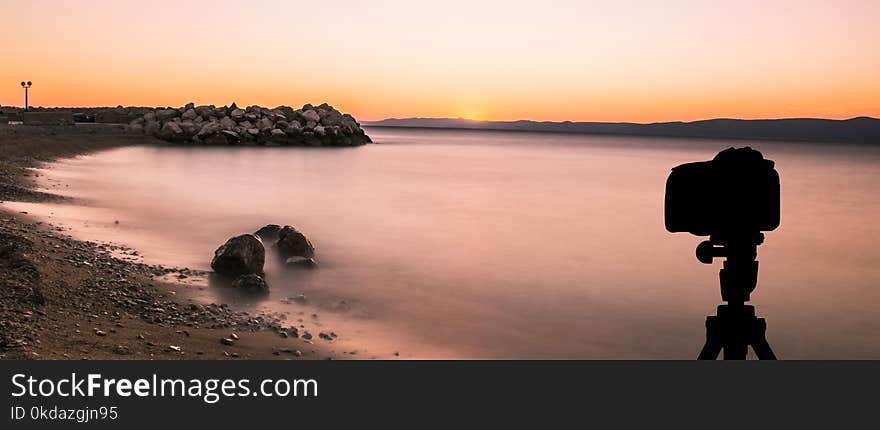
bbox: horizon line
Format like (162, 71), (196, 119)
(2, 104), (878, 125)
(365, 115), (880, 125)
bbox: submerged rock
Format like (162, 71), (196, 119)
(285, 256), (318, 269)
(254, 224), (282, 242)
(231, 274), (268, 292)
(276, 225), (315, 258)
(210, 234), (265, 277)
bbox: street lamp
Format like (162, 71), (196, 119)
(20, 81), (32, 111)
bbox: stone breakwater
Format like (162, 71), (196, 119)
(127, 102), (371, 147)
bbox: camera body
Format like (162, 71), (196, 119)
(665, 147), (780, 238)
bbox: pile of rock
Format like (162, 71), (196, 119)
(128, 102), (371, 147)
(211, 224), (318, 291)
(255, 224), (318, 268)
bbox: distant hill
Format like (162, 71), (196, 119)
(363, 117), (880, 144)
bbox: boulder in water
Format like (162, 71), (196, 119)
(285, 256), (318, 269)
(231, 274), (269, 292)
(254, 224), (282, 242)
(210, 234), (265, 276)
(276, 225), (314, 258)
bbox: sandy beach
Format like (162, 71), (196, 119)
(0, 124), (339, 360)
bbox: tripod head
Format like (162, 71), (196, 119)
(695, 232), (764, 305)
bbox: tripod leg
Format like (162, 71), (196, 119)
(751, 337), (777, 360)
(749, 317), (777, 360)
(698, 339), (722, 360)
(698, 316), (723, 360)
(723, 342), (748, 360)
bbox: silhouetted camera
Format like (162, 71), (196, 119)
(665, 147), (779, 237)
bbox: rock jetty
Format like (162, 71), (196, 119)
(128, 102), (371, 147)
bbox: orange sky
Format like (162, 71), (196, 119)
(1, 0), (878, 122)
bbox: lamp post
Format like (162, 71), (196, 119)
(20, 81), (32, 111)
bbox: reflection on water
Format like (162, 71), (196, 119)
(9, 128), (880, 358)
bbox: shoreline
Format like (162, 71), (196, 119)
(0, 124), (340, 360)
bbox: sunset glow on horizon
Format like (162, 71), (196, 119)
(1, 0), (878, 122)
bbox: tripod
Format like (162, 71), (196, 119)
(696, 233), (777, 360)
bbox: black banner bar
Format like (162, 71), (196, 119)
(2, 361), (875, 428)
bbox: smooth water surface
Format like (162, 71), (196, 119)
(9, 127), (880, 358)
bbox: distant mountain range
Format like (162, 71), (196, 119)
(363, 117), (880, 144)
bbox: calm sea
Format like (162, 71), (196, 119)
(9, 127), (880, 358)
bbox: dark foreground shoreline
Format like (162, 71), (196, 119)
(0, 124), (338, 360)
